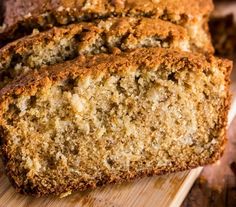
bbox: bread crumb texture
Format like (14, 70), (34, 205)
(0, 48), (230, 196)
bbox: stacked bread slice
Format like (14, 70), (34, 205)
(0, 0), (232, 197)
(1, 0), (214, 52)
(0, 18), (196, 88)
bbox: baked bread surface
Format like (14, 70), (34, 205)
(0, 17), (191, 88)
(0, 0), (214, 52)
(0, 47), (231, 196)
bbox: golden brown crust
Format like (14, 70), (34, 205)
(0, 47), (231, 104)
(2, 159), (224, 197)
(0, 0), (214, 46)
(3, 0), (214, 26)
(0, 17), (189, 68)
(0, 47), (228, 102)
(0, 48), (232, 197)
(0, 17), (200, 88)
(217, 56), (232, 167)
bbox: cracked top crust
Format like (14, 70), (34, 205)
(0, 0), (214, 46)
(3, 0), (214, 26)
(0, 47), (231, 104)
(0, 17), (195, 89)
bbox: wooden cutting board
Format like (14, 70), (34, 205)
(0, 69), (235, 207)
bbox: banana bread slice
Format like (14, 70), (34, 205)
(0, 0), (214, 53)
(0, 17), (190, 88)
(0, 47), (231, 197)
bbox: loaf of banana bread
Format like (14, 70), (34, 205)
(0, 47), (231, 197)
(0, 0), (214, 53)
(0, 17), (191, 88)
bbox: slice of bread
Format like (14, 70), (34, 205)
(0, 47), (231, 197)
(0, 0), (214, 53)
(0, 17), (191, 88)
